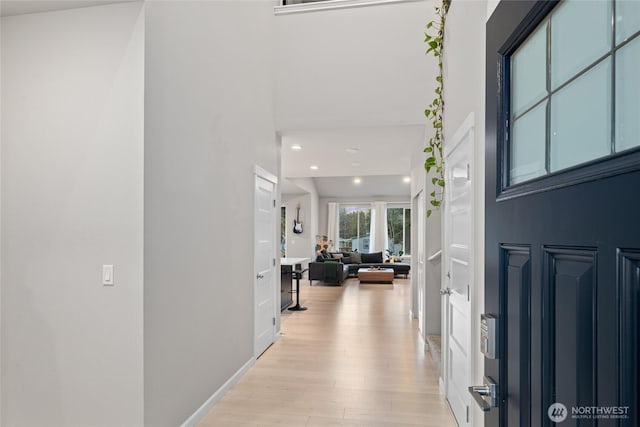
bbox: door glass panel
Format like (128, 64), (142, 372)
(511, 23), (547, 117)
(550, 59), (611, 172)
(616, 36), (640, 152)
(616, 0), (640, 44)
(511, 102), (547, 184)
(551, 0), (611, 90)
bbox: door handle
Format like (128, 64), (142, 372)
(440, 287), (451, 295)
(468, 376), (498, 412)
(256, 273), (264, 279)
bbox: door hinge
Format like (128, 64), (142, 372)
(466, 405), (469, 423)
(273, 258), (276, 266)
(273, 199), (276, 207)
(466, 163), (470, 180)
(273, 317), (276, 326)
(467, 284), (470, 302)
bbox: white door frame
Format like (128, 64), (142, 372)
(442, 113), (475, 426)
(414, 191), (426, 340)
(254, 166), (278, 358)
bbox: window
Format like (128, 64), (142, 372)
(508, 0), (640, 186)
(338, 206), (371, 252)
(387, 206), (411, 256)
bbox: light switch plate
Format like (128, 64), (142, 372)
(103, 265), (114, 286)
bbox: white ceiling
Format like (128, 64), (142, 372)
(281, 125), (425, 178)
(0, 1), (135, 17)
(314, 175), (411, 198)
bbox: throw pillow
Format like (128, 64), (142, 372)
(342, 256), (352, 264)
(331, 253), (344, 260)
(349, 252), (362, 264)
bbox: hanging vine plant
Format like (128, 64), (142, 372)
(423, 0), (450, 217)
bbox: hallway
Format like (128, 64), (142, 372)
(199, 278), (456, 426)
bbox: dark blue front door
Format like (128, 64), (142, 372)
(485, 1), (640, 426)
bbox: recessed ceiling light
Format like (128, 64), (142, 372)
(310, 165), (319, 170)
(351, 162), (360, 167)
(403, 176), (411, 183)
(353, 177), (361, 184)
(346, 148), (359, 154)
(291, 144), (302, 150)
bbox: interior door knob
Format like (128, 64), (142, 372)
(256, 273), (264, 279)
(440, 288), (451, 295)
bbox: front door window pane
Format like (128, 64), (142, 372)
(616, 36), (640, 152)
(512, 23), (548, 117)
(550, 59), (611, 172)
(616, 0), (640, 44)
(551, 0), (611, 90)
(511, 102), (547, 184)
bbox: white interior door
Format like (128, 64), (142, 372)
(254, 169), (277, 358)
(443, 116), (474, 426)
(416, 191), (426, 338)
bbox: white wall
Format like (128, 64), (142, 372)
(282, 194), (313, 260)
(1, 3), (145, 425)
(275, 0), (436, 130)
(443, 1), (487, 425)
(0, 11), (4, 424)
(143, 1), (277, 425)
(282, 177), (319, 261)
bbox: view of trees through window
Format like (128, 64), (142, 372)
(338, 206), (371, 252)
(387, 206), (411, 256)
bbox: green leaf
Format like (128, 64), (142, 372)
(430, 200), (439, 206)
(438, 179), (445, 187)
(427, 209), (432, 217)
(427, 22), (433, 29)
(424, 146), (433, 153)
(432, 177), (438, 184)
(430, 191), (436, 197)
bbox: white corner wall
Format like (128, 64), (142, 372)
(443, 1), (488, 426)
(1, 2), (145, 425)
(143, 1), (277, 425)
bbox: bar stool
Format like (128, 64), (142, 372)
(288, 268), (308, 311)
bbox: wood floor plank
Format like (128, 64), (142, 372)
(198, 278), (456, 427)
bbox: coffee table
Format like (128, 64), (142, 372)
(358, 268), (394, 284)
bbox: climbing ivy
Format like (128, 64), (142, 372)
(423, 0), (450, 217)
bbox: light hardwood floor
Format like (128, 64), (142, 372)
(198, 277), (457, 427)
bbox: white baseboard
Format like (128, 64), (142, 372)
(180, 357), (255, 427)
(418, 331), (429, 352)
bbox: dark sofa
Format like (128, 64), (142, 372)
(309, 251), (410, 285)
